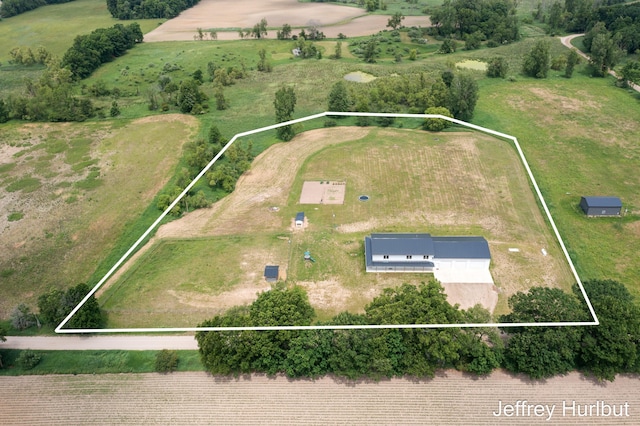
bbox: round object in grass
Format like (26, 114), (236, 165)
(359, 195), (369, 202)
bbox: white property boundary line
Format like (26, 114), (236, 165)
(56, 112), (599, 333)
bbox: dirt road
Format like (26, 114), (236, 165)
(2, 335), (197, 350)
(2, 370), (638, 424)
(560, 33), (640, 93)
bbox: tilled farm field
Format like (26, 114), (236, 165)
(2, 371), (638, 424)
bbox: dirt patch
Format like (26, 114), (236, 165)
(440, 282), (498, 312)
(299, 180), (346, 204)
(528, 87), (600, 112)
(144, 0), (430, 42)
(167, 284), (269, 312)
(298, 278), (351, 311)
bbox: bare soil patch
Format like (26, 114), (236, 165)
(299, 180), (346, 204)
(144, 0), (430, 41)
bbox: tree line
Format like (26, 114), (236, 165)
(106, 0), (200, 20)
(0, 23), (142, 122)
(197, 279), (640, 382)
(327, 69), (479, 123)
(429, 0), (520, 46)
(0, 0), (73, 18)
(62, 23), (143, 79)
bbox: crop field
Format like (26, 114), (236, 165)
(3, 371), (640, 424)
(100, 126), (574, 327)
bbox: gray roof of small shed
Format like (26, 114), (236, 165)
(264, 265), (279, 279)
(581, 196), (622, 208)
(295, 212), (305, 221)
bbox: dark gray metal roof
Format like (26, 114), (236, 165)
(369, 233), (434, 256)
(295, 212), (305, 221)
(367, 233), (490, 261)
(431, 236), (491, 259)
(581, 196), (622, 208)
(264, 265), (279, 279)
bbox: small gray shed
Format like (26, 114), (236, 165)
(264, 265), (279, 282)
(579, 196), (622, 217)
(295, 212), (305, 228)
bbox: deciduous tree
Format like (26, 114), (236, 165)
(423, 106), (453, 131)
(500, 287), (587, 379)
(564, 49), (580, 78)
(11, 303), (36, 330)
(387, 12), (405, 30)
(448, 74), (478, 121)
(589, 32), (622, 77)
(573, 280), (640, 381)
(522, 39), (550, 78)
(327, 81), (351, 114)
(274, 86), (297, 141)
(486, 57), (509, 78)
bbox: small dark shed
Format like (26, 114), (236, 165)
(580, 196), (622, 217)
(264, 265), (279, 282)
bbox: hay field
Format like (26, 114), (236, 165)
(100, 126), (574, 327)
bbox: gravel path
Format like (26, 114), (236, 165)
(1, 370), (638, 424)
(2, 335), (197, 350)
(559, 33), (640, 93)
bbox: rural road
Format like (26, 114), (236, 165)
(560, 33), (640, 93)
(2, 335), (198, 350)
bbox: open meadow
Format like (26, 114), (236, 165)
(0, 115), (198, 318)
(100, 126), (574, 327)
(0, 0), (639, 330)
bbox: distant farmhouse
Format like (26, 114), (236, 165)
(364, 233), (491, 273)
(579, 196), (622, 217)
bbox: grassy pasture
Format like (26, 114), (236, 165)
(0, 115), (197, 318)
(0, 0), (160, 61)
(100, 127), (574, 326)
(475, 73), (640, 300)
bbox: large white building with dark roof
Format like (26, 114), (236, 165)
(364, 233), (491, 273)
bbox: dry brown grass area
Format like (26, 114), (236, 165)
(0, 115), (197, 317)
(2, 371), (639, 424)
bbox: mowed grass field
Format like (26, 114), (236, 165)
(100, 127), (574, 326)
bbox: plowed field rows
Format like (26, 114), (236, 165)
(2, 371), (638, 424)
